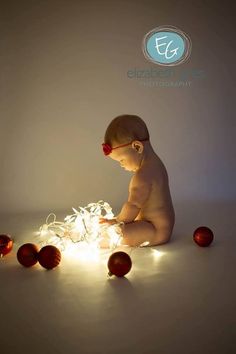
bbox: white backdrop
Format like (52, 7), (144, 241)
(0, 0), (235, 223)
(1, 4), (236, 353)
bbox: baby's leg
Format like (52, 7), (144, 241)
(120, 221), (171, 247)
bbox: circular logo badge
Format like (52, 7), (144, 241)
(142, 25), (192, 66)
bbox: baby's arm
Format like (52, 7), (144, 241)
(116, 202), (140, 223)
(116, 173), (151, 223)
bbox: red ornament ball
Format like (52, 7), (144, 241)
(38, 245), (61, 270)
(0, 234), (13, 257)
(17, 243), (39, 267)
(107, 251), (132, 277)
(193, 226), (214, 247)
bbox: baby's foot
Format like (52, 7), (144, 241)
(98, 229), (111, 249)
(98, 223), (124, 249)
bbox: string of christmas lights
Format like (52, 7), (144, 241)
(37, 200), (125, 253)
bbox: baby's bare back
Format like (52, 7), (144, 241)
(131, 154), (175, 232)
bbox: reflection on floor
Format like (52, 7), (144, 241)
(0, 200), (235, 354)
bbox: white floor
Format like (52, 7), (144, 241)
(1, 201), (235, 354)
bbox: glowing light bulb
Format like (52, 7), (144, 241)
(139, 241), (150, 247)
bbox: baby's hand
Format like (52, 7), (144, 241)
(99, 218), (117, 225)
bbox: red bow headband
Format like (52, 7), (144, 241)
(102, 139), (149, 156)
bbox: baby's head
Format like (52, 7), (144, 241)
(102, 114), (150, 172)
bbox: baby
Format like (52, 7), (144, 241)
(99, 114), (175, 248)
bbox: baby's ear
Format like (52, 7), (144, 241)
(132, 141), (143, 153)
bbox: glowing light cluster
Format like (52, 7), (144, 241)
(37, 200), (124, 256)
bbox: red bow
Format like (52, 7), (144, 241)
(102, 143), (112, 155)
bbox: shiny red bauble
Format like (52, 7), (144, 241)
(17, 243), (39, 267)
(0, 234), (13, 257)
(38, 245), (61, 270)
(107, 251), (132, 277)
(193, 226), (214, 247)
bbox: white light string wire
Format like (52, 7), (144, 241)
(37, 200), (125, 252)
